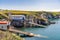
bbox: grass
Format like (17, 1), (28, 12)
(0, 30), (24, 40)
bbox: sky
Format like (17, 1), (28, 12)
(0, 0), (60, 11)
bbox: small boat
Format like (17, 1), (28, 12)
(20, 33), (48, 38)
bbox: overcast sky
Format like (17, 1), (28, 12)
(0, 0), (60, 11)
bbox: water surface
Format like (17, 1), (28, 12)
(20, 19), (60, 40)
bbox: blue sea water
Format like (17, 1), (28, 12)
(20, 19), (60, 40)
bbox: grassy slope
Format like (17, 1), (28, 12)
(0, 30), (24, 40)
(0, 10), (60, 19)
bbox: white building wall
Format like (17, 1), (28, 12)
(0, 24), (7, 30)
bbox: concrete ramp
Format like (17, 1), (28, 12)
(29, 22), (46, 28)
(9, 28), (48, 38)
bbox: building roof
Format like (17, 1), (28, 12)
(0, 21), (8, 24)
